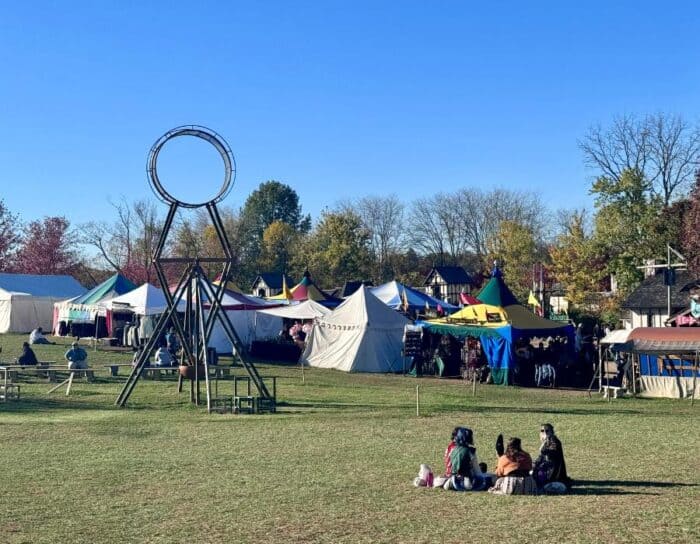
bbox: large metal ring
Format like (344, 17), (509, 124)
(147, 125), (235, 208)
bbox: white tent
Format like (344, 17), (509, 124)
(0, 273), (85, 333)
(256, 299), (331, 320)
(301, 286), (410, 372)
(207, 310), (283, 354)
(101, 283), (185, 315)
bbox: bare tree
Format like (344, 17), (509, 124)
(457, 188), (545, 257)
(579, 113), (700, 206)
(80, 198), (163, 284)
(352, 195), (405, 281)
(406, 195), (451, 265)
(406, 188), (545, 268)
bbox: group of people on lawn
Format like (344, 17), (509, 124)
(415, 423), (571, 495)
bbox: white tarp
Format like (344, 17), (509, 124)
(600, 329), (632, 344)
(101, 283), (185, 315)
(256, 299), (331, 320)
(301, 286), (410, 372)
(207, 310), (283, 354)
(0, 273), (85, 333)
(639, 376), (700, 399)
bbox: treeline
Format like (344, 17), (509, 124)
(2, 113), (699, 324)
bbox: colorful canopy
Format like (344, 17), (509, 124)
(268, 271), (341, 307)
(419, 267), (575, 385)
(71, 273), (136, 306)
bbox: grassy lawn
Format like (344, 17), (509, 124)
(0, 332), (698, 544)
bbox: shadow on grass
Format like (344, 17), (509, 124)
(0, 397), (117, 412)
(437, 404), (645, 416)
(570, 479), (697, 496)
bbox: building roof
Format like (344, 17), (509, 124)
(0, 273), (85, 298)
(621, 270), (699, 311)
(424, 266), (472, 286)
(252, 273), (294, 290)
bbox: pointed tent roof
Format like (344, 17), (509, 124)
(256, 299), (331, 319)
(476, 267), (520, 307)
(102, 283), (186, 315)
(371, 280), (458, 313)
(302, 287), (410, 372)
(322, 286), (410, 329)
(269, 270), (342, 306)
(71, 273), (136, 305)
(434, 302), (508, 326)
(212, 275), (244, 294)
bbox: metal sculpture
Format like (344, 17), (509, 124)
(116, 125), (272, 411)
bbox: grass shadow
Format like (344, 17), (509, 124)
(569, 479), (697, 496)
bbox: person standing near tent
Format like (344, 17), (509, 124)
(29, 327), (55, 345)
(65, 341), (88, 370)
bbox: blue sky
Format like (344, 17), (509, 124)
(1, 1), (699, 227)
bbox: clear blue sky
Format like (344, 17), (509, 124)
(1, 1), (699, 227)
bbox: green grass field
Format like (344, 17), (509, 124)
(1, 333), (698, 544)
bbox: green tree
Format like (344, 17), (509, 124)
(591, 168), (664, 295)
(485, 220), (541, 301)
(295, 210), (372, 287)
(239, 181), (310, 281)
(259, 220), (299, 274)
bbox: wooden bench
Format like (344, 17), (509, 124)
(106, 364), (136, 376)
(142, 366), (177, 380)
(3, 362), (57, 382)
(209, 366), (232, 379)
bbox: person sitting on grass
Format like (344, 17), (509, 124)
(64, 341), (88, 370)
(17, 342), (38, 366)
(533, 423), (572, 493)
(446, 427), (486, 491)
(432, 427), (459, 488)
(488, 437), (537, 495)
(29, 327), (54, 345)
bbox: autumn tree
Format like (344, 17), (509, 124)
(548, 210), (606, 305)
(295, 209), (372, 287)
(14, 216), (78, 275)
(259, 220), (299, 274)
(0, 199), (21, 271)
(682, 172), (700, 275)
